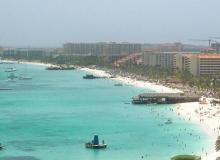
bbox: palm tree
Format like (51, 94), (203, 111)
(216, 136), (220, 151)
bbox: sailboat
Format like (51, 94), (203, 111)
(19, 48), (32, 80)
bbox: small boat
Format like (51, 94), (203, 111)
(110, 75), (116, 78)
(0, 144), (4, 150)
(83, 74), (98, 79)
(164, 119), (172, 124)
(5, 67), (16, 72)
(19, 75), (32, 80)
(114, 83), (123, 86)
(0, 88), (12, 90)
(85, 135), (107, 149)
(8, 73), (17, 79)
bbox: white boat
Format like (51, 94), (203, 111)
(5, 67), (16, 72)
(19, 75), (32, 80)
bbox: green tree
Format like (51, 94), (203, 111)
(216, 136), (220, 152)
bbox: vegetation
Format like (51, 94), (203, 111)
(171, 155), (201, 160)
(2, 54), (109, 67)
(53, 55), (109, 67)
(118, 61), (220, 94)
(216, 136), (220, 152)
(120, 62), (173, 80)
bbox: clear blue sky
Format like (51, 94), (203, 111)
(0, 0), (220, 47)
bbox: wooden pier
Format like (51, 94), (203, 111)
(132, 92), (200, 104)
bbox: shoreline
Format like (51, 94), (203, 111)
(175, 101), (220, 160)
(80, 67), (220, 159)
(2, 60), (219, 159)
(19, 61), (54, 67)
(1, 59), (54, 67)
(80, 67), (182, 93)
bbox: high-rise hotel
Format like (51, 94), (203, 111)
(63, 42), (142, 56)
(174, 53), (220, 76)
(143, 51), (220, 76)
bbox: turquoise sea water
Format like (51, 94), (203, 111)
(0, 64), (212, 160)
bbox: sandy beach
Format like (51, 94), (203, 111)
(81, 67), (220, 160)
(20, 61), (54, 67)
(80, 67), (182, 93)
(1, 59), (54, 67)
(176, 101), (220, 160)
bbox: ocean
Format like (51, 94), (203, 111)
(0, 63), (212, 160)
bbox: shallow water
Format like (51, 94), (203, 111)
(0, 64), (212, 160)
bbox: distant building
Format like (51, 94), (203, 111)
(0, 47), (3, 55)
(211, 43), (220, 53)
(142, 43), (204, 52)
(142, 51), (220, 76)
(143, 51), (179, 68)
(201, 48), (216, 54)
(174, 53), (199, 75)
(198, 54), (220, 75)
(2, 48), (58, 58)
(63, 42), (142, 56)
(174, 53), (220, 76)
(143, 43), (184, 52)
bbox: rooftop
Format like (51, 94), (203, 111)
(198, 54), (220, 59)
(182, 53), (220, 59)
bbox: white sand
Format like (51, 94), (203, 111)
(20, 61), (56, 67)
(80, 67), (182, 93)
(114, 75), (182, 93)
(1, 59), (54, 67)
(80, 68), (112, 78)
(176, 100), (220, 160)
